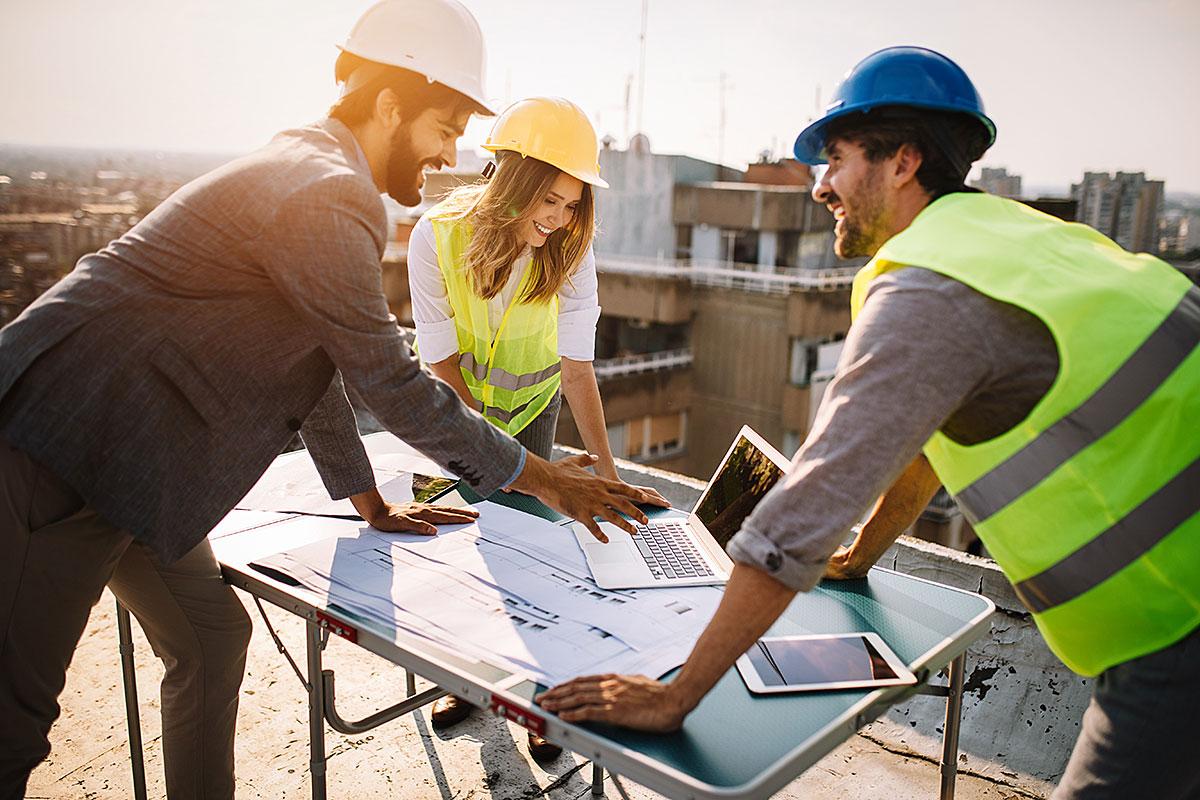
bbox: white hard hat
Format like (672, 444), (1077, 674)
(338, 0), (495, 114)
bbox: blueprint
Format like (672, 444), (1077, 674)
(253, 501), (723, 685)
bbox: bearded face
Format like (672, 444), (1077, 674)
(814, 139), (895, 260)
(831, 164), (888, 259)
(384, 121), (432, 207)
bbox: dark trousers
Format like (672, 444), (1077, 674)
(0, 439), (252, 800)
(1053, 624), (1200, 799)
(514, 392), (561, 461)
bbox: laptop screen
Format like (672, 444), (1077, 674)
(693, 434), (786, 548)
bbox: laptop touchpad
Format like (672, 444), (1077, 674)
(584, 542), (634, 564)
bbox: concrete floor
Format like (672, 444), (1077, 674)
(26, 590), (1040, 800)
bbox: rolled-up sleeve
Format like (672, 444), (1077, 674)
(557, 245), (601, 361)
(725, 272), (991, 592)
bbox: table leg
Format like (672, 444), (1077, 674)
(591, 761), (604, 796)
(406, 669), (416, 698)
(306, 621), (328, 800)
(939, 653), (966, 800)
(116, 601), (148, 800)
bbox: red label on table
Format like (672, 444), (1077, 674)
(489, 693), (546, 736)
(316, 611), (358, 643)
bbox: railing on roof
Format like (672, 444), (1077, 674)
(593, 348), (693, 380)
(593, 254), (857, 294)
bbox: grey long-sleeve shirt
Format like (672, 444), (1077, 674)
(725, 266), (1059, 591)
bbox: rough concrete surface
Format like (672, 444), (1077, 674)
(26, 589), (1044, 799)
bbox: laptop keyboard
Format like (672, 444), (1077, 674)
(631, 520), (715, 581)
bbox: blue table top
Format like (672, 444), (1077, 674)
(444, 485), (992, 792)
(218, 441), (994, 799)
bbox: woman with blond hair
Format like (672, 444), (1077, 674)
(406, 97), (666, 761)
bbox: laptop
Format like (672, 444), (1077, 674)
(571, 425), (790, 589)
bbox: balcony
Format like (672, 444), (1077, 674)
(596, 254), (855, 296)
(593, 348), (693, 381)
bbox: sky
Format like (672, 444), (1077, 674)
(2, 0), (1198, 193)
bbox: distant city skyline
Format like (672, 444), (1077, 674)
(2, 0), (1198, 193)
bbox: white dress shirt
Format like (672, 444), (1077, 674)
(407, 213), (602, 363)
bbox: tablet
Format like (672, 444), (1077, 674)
(735, 633), (917, 694)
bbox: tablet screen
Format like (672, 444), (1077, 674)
(744, 635), (900, 687)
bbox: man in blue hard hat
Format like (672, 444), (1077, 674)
(538, 46), (1200, 799)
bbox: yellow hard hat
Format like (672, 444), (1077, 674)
(482, 97), (609, 189)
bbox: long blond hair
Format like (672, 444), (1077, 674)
(435, 151), (596, 304)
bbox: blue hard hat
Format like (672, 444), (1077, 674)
(793, 46), (996, 165)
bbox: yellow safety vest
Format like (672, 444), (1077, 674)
(422, 206), (561, 436)
(851, 192), (1200, 676)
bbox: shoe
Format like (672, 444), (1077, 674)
(527, 731), (563, 764)
(430, 694), (473, 729)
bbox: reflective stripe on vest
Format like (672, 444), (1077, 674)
(425, 207), (561, 436)
(954, 287), (1200, 526)
(460, 352), (562, 391)
(483, 399), (534, 425)
(1012, 456), (1200, 613)
(852, 192), (1200, 676)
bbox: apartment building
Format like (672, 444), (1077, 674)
(0, 205), (139, 325)
(1071, 170), (1165, 252)
(970, 166), (1022, 198)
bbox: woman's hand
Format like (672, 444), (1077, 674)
(620, 483), (670, 509)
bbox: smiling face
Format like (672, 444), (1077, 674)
(384, 104), (472, 206)
(518, 170), (585, 249)
(811, 138), (893, 259)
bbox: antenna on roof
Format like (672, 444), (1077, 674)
(624, 74), (634, 147)
(636, 0), (648, 135)
(718, 71), (728, 167)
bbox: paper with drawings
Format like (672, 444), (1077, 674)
(252, 502), (723, 685)
(395, 503), (721, 651)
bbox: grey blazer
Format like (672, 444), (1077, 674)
(0, 119), (523, 562)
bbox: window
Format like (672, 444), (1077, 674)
(790, 337), (845, 386)
(730, 229), (758, 265)
(607, 412), (688, 462)
(674, 225), (693, 259)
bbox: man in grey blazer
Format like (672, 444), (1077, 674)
(0, 2), (659, 797)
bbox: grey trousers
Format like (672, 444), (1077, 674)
(1053, 624), (1200, 799)
(514, 391), (561, 461)
(0, 438), (252, 800)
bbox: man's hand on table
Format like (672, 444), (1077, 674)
(508, 452), (669, 542)
(539, 565), (797, 734)
(823, 543), (873, 580)
(536, 674), (688, 733)
(350, 488), (479, 535)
